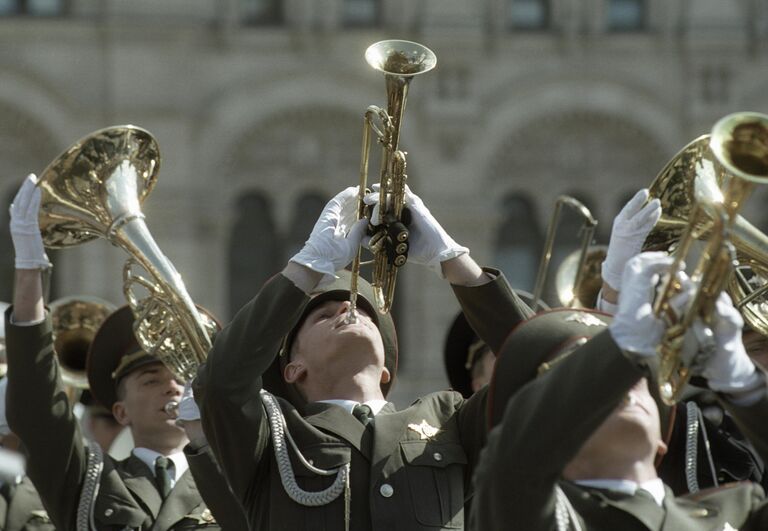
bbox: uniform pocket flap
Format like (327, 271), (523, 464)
(94, 493), (148, 527)
(291, 442), (352, 477)
(400, 440), (468, 468)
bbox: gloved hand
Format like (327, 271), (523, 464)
(290, 187), (368, 286)
(364, 185), (467, 276)
(9, 174), (50, 270)
(609, 252), (673, 357)
(176, 381), (200, 422)
(601, 189), (661, 292)
(700, 292), (762, 394)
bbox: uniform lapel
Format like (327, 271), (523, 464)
(121, 454), (163, 519)
(302, 402), (370, 459)
(661, 488), (718, 531)
(150, 470), (201, 531)
(371, 405), (411, 468)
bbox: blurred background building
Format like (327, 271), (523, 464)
(0, 0), (767, 405)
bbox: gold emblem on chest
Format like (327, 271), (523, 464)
(408, 420), (440, 440)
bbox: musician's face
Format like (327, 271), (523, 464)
(564, 378), (667, 478)
(112, 362), (184, 438)
(284, 300), (388, 390)
(743, 329), (768, 371)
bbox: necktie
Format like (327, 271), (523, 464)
(352, 404), (374, 427)
(155, 457), (173, 498)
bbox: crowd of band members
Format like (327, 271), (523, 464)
(2, 170), (768, 530)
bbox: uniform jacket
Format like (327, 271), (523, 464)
(196, 269), (529, 531)
(472, 330), (768, 531)
(3, 309), (240, 531)
(0, 476), (54, 531)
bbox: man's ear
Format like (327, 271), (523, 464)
(284, 360), (307, 384)
(380, 367), (391, 385)
(656, 439), (668, 458)
(112, 401), (131, 427)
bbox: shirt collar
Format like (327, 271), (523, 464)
(574, 478), (666, 506)
(132, 447), (189, 486)
(318, 399), (389, 416)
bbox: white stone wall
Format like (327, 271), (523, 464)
(1, 0), (768, 405)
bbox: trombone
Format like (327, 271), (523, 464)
(644, 112), (768, 405)
(531, 196), (598, 311)
(348, 40), (437, 322)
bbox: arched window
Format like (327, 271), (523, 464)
(506, 0), (549, 31)
(606, 0), (646, 32)
(241, 0), (282, 25)
(228, 191), (281, 318)
(343, 0), (381, 27)
(494, 193), (542, 294)
(0, 0), (65, 16)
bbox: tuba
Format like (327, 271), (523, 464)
(554, 245), (607, 309)
(348, 40), (437, 321)
(531, 196), (598, 311)
(643, 112), (768, 404)
(50, 296), (115, 392)
(37, 126), (217, 382)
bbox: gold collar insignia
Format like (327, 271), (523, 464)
(564, 313), (606, 328)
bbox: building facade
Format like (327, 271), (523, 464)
(1, 0), (767, 404)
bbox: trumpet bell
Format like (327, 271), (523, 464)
(644, 114), (768, 337)
(365, 40), (437, 77)
(37, 126), (160, 249)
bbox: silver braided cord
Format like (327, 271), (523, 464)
(555, 486), (583, 531)
(77, 442), (104, 531)
(259, 390), (350, 507)
(685, 401), (701, 493)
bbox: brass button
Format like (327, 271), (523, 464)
(379, 483), (394, 498)
(433, 452), (443, 462)
(104, 508), (114, 517)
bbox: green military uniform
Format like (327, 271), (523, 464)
(472, 310), (768, 530)
(195, 268), (528, 530)
(3, 307), (244, 531)
(0, 476), (54, 531)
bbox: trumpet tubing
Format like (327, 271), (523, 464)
(349, 40), (436, 318)
(644, 112), (768, 405)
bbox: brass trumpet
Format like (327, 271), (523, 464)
(348, 40), (437, 320)
(643, 112), (768, 405)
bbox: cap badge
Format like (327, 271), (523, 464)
(563, 313), (606, 328)
(408, 420), (440, 440)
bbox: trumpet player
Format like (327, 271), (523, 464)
(597, 189), (766, 493)
(194, 185), (532, 531)
(472, 252), (768, 531)
(5, 175), (245, 530)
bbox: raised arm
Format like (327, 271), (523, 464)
(5, 175), (88, 530)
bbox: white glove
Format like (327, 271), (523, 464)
(609, 252), (673, 357)
(364, 185), (468, 276)
(700, 292), (762, 394)
(177, 381), (200, 422)
(290, 187), (368, 286)
(9, 174), (50, 270)
(601, 189), (661, 292)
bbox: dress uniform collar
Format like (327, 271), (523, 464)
(575, 477), (666, 505)
(132, 448), (189, 489)
(318, 399), (389, 416)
